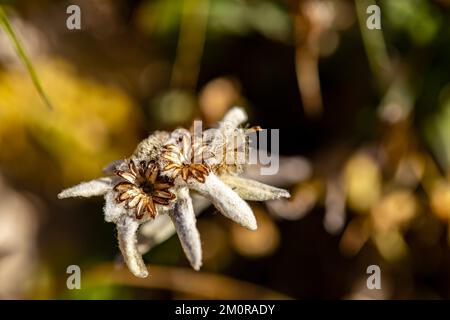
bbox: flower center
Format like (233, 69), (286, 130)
(141, 182), (155, 195)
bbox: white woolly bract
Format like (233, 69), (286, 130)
(117, 215), (149, 278)
(188, 173), (257, 230)
(57, 177), (114, 199)
(169, 186), (202, 270)
(220, 174), (291, 201)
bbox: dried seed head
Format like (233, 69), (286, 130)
(114, 160), (175, 220)
(161, 132), (211, 183)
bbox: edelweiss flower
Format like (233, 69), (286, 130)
(58, 107), (291, 278)
(114, 160), (175, 219)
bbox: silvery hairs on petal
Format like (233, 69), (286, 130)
(57, 177), (115, 199)
(188, 173), (257, 230)
(132, 131), (170, 162)
(168, 186), (202, 270)
(103, 190), (126, 223)
(220, 106), (248, 132)
(113, 200), (169, 277)
(219, 174), (290, 201)
(117, 215), (149, 278)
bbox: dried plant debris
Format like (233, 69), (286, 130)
(58, 107), (290, 278)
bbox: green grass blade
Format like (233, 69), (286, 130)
(0, 6), (52, 110)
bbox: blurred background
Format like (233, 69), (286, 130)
(1, 0), (450, 299)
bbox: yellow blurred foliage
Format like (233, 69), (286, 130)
(372, 230), (409, 263)
(430, 180), (450, 221)
(339, 216), (370, 257)
(0, 59), (142, 189)
(371, 190), (417, 233)
(344, 153), (381, 214)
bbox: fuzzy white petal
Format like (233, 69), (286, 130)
(220, 107), (248, 130)
(117, 215), (148, 278)
(169, 187), (202, 270)
(103, 191), (126, 223)
(220, 174), (290, 201)
(188, 174), (257, 230)
(58, 177), (114, 199)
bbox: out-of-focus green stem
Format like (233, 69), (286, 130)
(0, 6), (52, 110)
(170, 0), (209, 89)
(355, 0), (392, 90)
